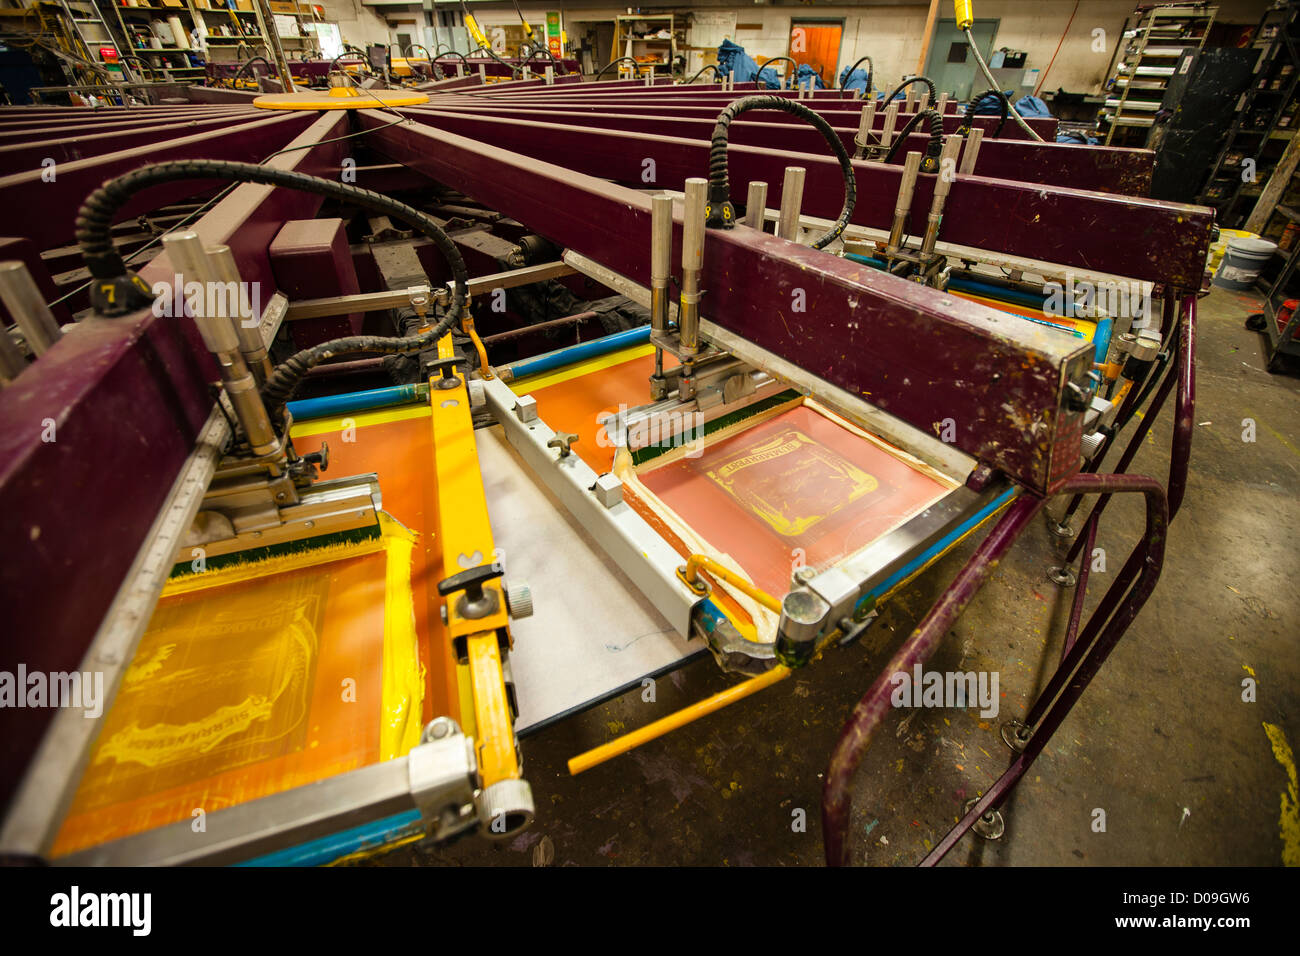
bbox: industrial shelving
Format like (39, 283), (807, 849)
(57, 0), (118, 74)
(106, 2), (320, 72)
(1199, 2), (1300, 226)
(107, 1), (207, 81)
(1100, 3), (1218, 147)
(612, 14), (676, 78)
(1251, 232), (1300, 370)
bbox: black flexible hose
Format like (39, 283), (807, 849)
(522, 46), (565, 76)
(685, 64), (720, 85)
(232, 56), (271, 85)
(438, 49), (471, 72)
(343, 43), (371, 67)
(840, 55), (873, 93)
(403, 43), (431, 64)
(706, 95), (856, 249)
(331, 49), (373, 77)
(884, 108), (946, 171)
(467, 45), (522, 79)
(74, 160), (471, 410)
(964, 88), (1010, 137)
(596, 56), (644, 79)
(882, 75), (936, 106)
(756, 57), (799, 88)
(403, 44), (442, 80)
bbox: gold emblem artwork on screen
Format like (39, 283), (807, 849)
(705, 428), (880, 537)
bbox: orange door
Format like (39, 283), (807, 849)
(788, 21), (843, 86)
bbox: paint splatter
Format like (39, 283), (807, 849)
(1262, 722), (1300, 867)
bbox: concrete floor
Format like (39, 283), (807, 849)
(379, 287), (1299, 867)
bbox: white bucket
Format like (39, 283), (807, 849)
(1213, 236), (1276, 290)
(1208, 227), (1255, 271)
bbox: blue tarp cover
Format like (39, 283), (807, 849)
(796, 63), (826, 89)
(1014, 94), (1052, 117)
(838, 66), (870, 92)
(716, 39), (780, 89)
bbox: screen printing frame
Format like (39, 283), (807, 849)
(1, 78), (1206, 865)
(480, 340), (1018, 657)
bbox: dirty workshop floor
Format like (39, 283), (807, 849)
(375, 286), (1300, 868)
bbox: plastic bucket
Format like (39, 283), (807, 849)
(1213, 236), (1276, 290)
(1208, 227), (1256, 272)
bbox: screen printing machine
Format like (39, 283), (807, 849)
(0, 33), (1207, 868)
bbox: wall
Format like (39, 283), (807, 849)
(318, 1), (1269, 94)
(319, 0), (391, 47)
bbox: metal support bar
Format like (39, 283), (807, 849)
(919, 135), (963, 260)
(480, 375), (698, 637)
(744, 181), (768, 230)
(1062, 512), (1099, 661)
(209, 244), (273, 385)
(678, 178), (707, 360)
(777, 166), (807, 242)
(1065, 294), (1195, 560)
(162, 232), (280, 458)
(958, 127), (983, 176)
(881, 102), (899, 149)
(822, 491), (1045, 866)
(0, 261), (61, 355)
(252, 0), (295, 92)
(822, 470), (1167, 867)
(0, 324), (24, 382)
(855, 100), (877, 157)
(284, 261), (574, 321)
(920, 474), (1167, 865)
(888, 152), (923, 254)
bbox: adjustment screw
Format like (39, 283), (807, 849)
(506, 583), (533, 620)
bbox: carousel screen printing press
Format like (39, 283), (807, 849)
(0, 23), (1205, 867)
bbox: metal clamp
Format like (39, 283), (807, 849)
(437, 562), (504, 620)
(408, 718), (480, 841)
(547, 431), (578, 458)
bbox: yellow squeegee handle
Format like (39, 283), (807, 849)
(680, 553), (783, 614)
(568, 665), (791, 775)
(568, 553), (788, 775)
(954, 0), (974, 31)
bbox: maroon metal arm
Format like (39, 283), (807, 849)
(823, 471), (1168, 866)
(1062, 293), (1196, 562)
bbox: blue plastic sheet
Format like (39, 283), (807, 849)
(716, 39), (781, 89)
(796, 64), (826, 90)
(972, 90), (1014, 114)
(1014, 94), (1052, 118)
(838, 66), (870, 93)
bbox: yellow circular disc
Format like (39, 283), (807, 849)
(253, 87), (430, 110)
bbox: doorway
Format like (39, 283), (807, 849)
(788, 20), (843, 87)
(569, 20), (616, 73)
(923, 18), (998, 100)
